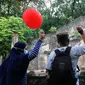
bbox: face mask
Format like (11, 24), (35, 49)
(24, 50), (28, 54)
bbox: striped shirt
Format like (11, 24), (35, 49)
(28, 40), (42, 61)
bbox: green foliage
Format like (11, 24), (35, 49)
(41, 14), (51, 33)
(0, 17), (12, 57)
(1, 0), (85, 33)
(49, 27), (57, 33)
(0, 0), (37, 17)
(1, 0), (85, 59)
(0, 16), (40, 58)
(23, 29), (40, 44)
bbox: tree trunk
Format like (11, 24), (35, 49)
(11, 32), (18, 48)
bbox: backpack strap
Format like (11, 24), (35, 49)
(65, 47), (75, 75)
(66, 47), (80, 72)
(77, 65), (80, 72)
(55, 49), (60, 56)
(65, 47), (71, 55)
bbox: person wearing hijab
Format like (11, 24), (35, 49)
(0, 32), (45, 85)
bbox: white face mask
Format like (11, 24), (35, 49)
(24, 50), (28, 54)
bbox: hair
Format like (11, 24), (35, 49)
(56, 32), (69, 46)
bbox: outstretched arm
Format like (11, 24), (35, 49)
(71, 27), (85, 57)
(76, 26), (85, 43)
(28, 32), (45, 61)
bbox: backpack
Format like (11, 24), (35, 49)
(48, 47), (77, 85)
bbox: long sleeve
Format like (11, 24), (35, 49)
(70, 45), (85, 57)
(45, 51), (56, 70)
(28, 40), (42, 61)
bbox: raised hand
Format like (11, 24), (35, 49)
(76, 26), (84, 35)
(39, 31), (45, 40)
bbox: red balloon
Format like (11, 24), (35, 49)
(22, 8), (42, 29)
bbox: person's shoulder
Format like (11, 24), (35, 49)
(49, 48), (58, 55)
(71, 45), (81, 49)
(70, 45), (81, 55)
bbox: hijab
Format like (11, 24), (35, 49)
(0, 42), (29, 85)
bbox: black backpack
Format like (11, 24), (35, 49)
(48, 47), (77, 85)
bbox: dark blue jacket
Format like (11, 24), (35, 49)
(0, 40), (42, 85)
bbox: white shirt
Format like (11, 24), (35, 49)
(46, 45), (85, 71)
